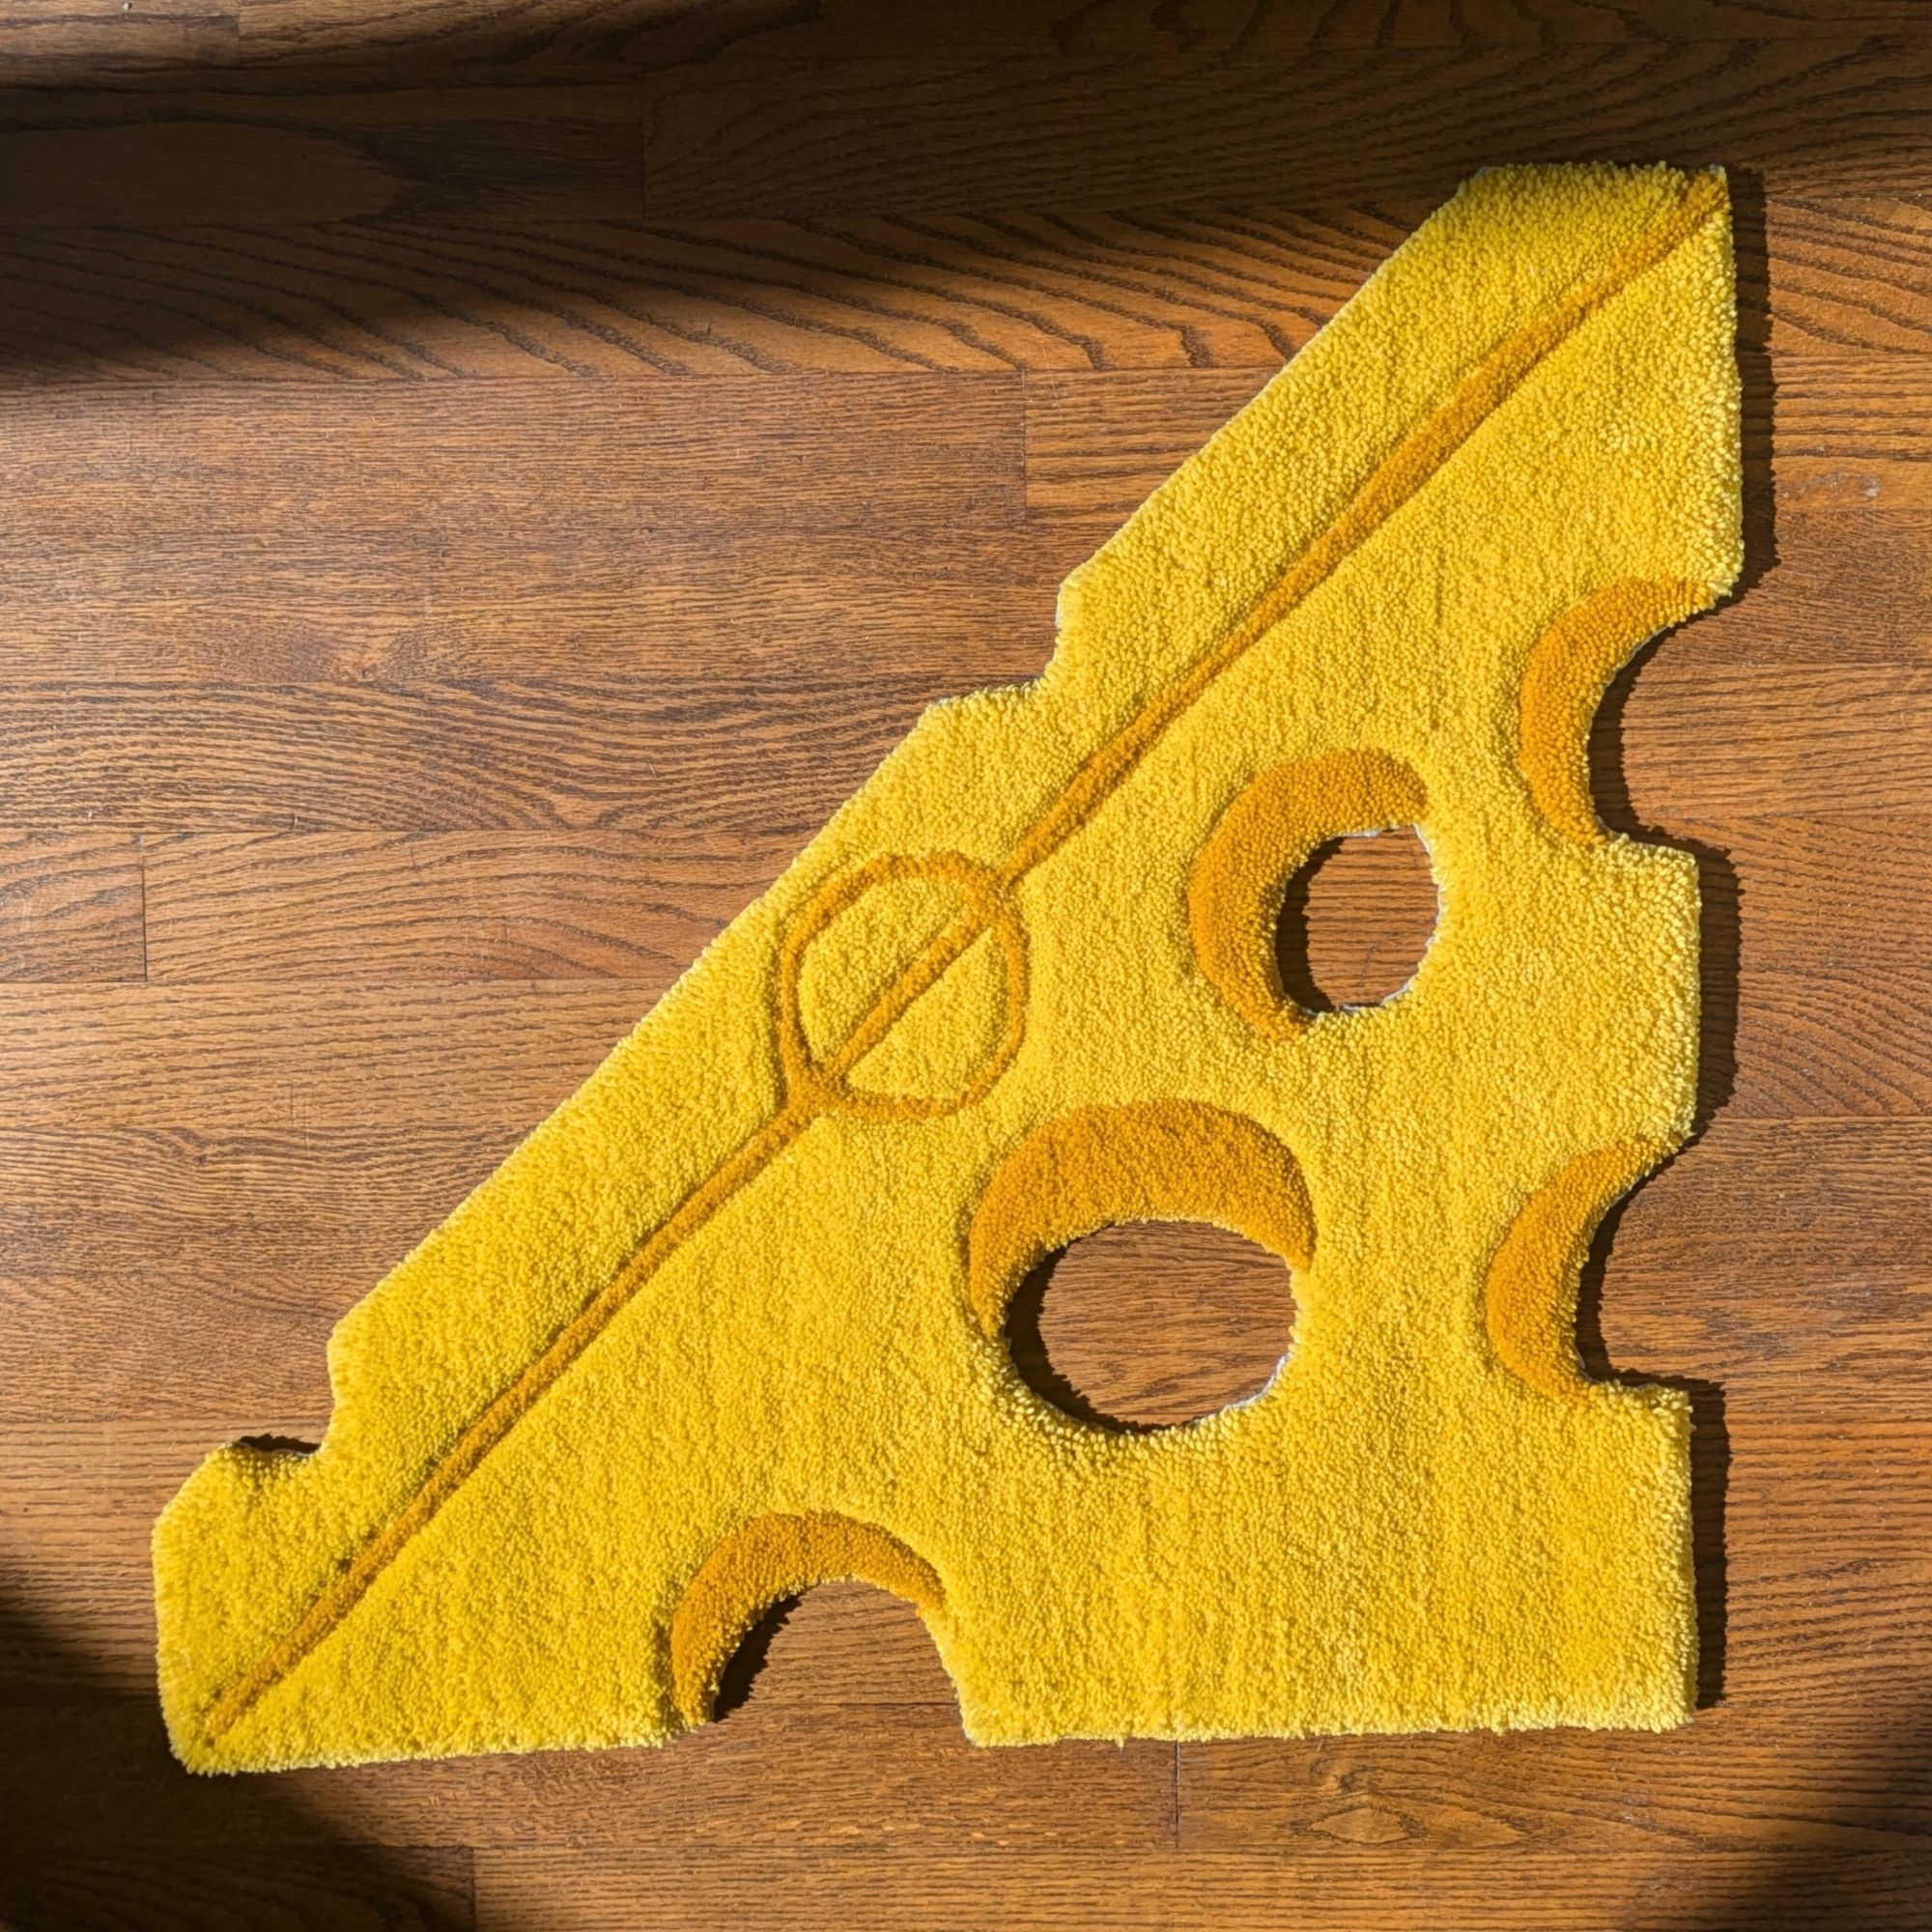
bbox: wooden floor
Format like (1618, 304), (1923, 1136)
(4, 0), (1932, 1925)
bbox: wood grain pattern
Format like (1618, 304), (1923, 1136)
(1279, 827), (1438, 1010)
(2, 195), (1929, 386)
(0, 676), (952, 832)
(470, 1847), (1932, 1932)
(4, 2), (1932, 1925)
(0, 960), (1917, 1138)
(0, 70), (645, 228)
(142, 831), (780, 981)
(0, 833), (144, 982)
(0, 501), (1920, 688)
(0, 379), (1023, 533)
(17, 0), (1932, 91)
(0, 1692), (1179, 1851)
(635, 37), (1932, 217)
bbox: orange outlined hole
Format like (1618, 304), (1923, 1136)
(668, 1512), (944, 1727)
(1188, 750), (1430, 1038)
(969, 1101), (1314, 1432)
(1008, 1220), (1298, 1432)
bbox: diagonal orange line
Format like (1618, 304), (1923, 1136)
(203, 172), (1725, 1743)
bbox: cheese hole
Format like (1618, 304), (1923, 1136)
(1275, 827), (1437, 1013)
(1007, 1222), (1294, 1432)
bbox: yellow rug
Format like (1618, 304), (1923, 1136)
(156, 161), (1742, 1772)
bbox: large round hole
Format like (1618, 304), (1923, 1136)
(1005, 1221), (1295, 1432)
(1275, 826), (1437, 1013)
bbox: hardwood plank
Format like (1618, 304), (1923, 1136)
(143, 831), (781, 982)
(1774, 352), (1932, 508)
(0, 656), (1920, 837)
(2, 195), (1926, 386)
(228, 0), (1932, 71)
(9, 1691), (1932, 1871)
(0, 1689), (1177, 1849)
(0, 961), (1915, 1138)
(0, 1236), (352, 1415)
(5, 0), (1919, 93)
(1615, 664), (1932, 816)
(1586, 510), (1932, 668)
(638, 38), (1932, 219)
(0, 1121), (506, 1237)
(0, 378), (1023, 539)
(1771, 194), (1932, 355)
(1615, 1118), (1932, 1266)
(0, 501), (1918, 686)
(1175, 1698), (1932, 1856)
(0, 1123), (517, 1425)
(0, 980), (654, 1128)
(468, 1845), (1932, 1932)
(231, 0), (784, 68)
(0, 674), (951, 834)
(7, 1218), (1923, 1429)
(1619, 1256), (1932, 1394)
(1, 1114), (1927, 1419)
(0, 1112), (1915, 1285)
(0, 1847), (474, 1932)
(0, 525), (1065, 686)
(8, 31), (1932, 235)
(478, 1850), (1176, 1932)
(1025, 369), (1269, 520)
(0, 69), (644, 229)
(0, 210), (1359, 381)
(0, 1), (240, 77)
(1724, 963), (1932, 1117)
(0, 832), (144, 982)
(0, 1105), (1924, 1422)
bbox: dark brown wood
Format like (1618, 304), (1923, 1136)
(5, 1847), (474, 1932)
(4, 2), (1932, 1926)
(635, 38), (1932, 216)
(4, 195), (1929, 386)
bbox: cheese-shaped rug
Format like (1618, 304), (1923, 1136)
(156, 161), (1742, 1772)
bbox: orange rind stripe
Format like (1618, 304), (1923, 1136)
(1519, 578), (1709, 844)
(1484, 1140), (1668, 1404)
(1188, 750), (1427, 1038)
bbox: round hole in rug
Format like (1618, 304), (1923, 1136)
(1274, 825), (1438, 1014)
(1005, 1221), (1295, 1433)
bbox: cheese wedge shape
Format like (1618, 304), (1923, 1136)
(156, 161), (1743, 1770)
